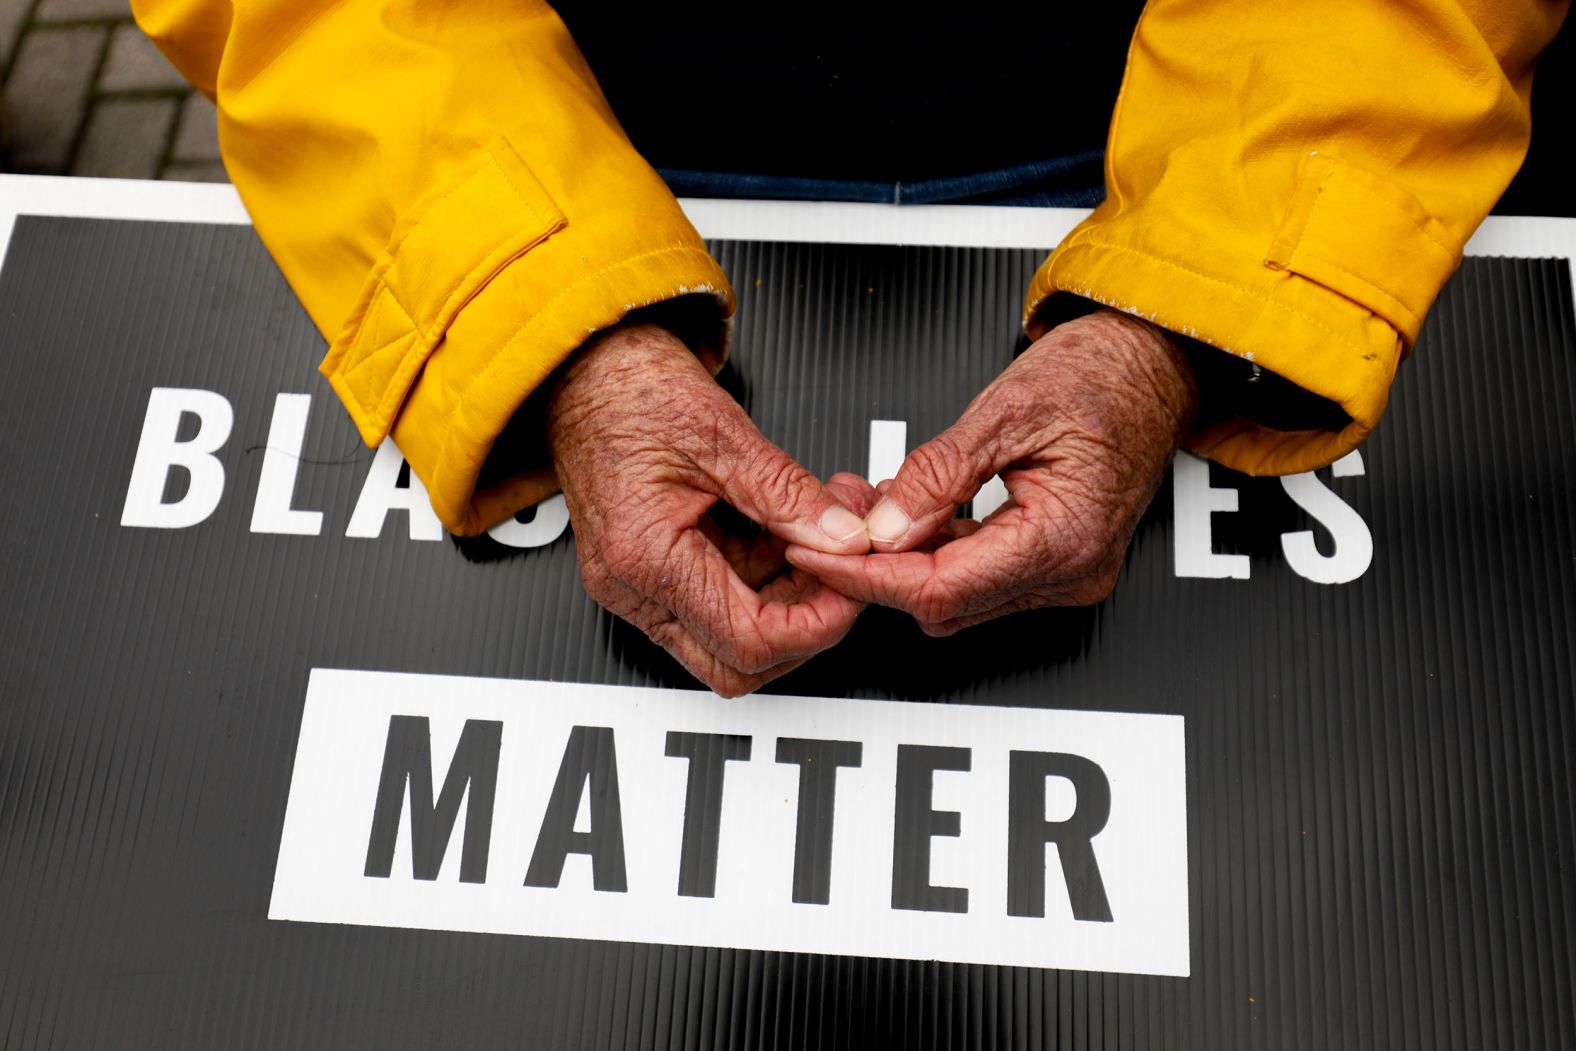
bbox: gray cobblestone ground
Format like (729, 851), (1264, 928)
(1, 0), (226, 181)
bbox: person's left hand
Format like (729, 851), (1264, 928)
(785, 309), (1198, 635)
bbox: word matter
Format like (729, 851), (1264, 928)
(271, 670), (1190, 976)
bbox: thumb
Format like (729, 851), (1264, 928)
(709, 427), (872, 556)
(864, 428), (999, 552)
(824, 471), (882, 518)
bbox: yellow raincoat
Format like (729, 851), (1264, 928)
(131, 0), (1568, 535)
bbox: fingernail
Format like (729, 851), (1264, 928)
(819, 504), (866, 543)
(865, 500), (910, 545)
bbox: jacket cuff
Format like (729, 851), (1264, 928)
(319, 136), (733, 535)
(1025, 151), (1463, 477)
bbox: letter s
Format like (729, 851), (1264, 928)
(1280, 451), (1372, 585)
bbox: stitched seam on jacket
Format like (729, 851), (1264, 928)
(379, 147), (558, 349)
(369, 287), (419, 426)
(1268, 160), (1329, 265)
(1326, 165), (1459, 259)
(1189, 415), (1372, 471)
(1408, 215), (1456, 258)
(343, 220), (570, 435)
(485, 149), (550, 231)
(1070, 236), (1378, 361)
(348, 230), (538, 403)
(421, 166), (565, 346)
(338, 160), (494, 362)
(1296, 185), (1437, 326)
(1293, 250), (1424, 333)
(434, 244), (723, 494)
(383, 157), (493, 267)
(350, 284), (393, 411)
(413, 229), (531, 343)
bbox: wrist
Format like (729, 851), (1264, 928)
(1076, 308), (1201, 434)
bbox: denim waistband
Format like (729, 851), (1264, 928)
(656, 150), (1106, 209)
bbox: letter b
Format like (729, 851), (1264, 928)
(121, 387), (234, 529)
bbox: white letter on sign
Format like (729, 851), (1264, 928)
(121, 386), (234, 529)
(1172, 452), (1250, 579)
(250, 393), (324, 536)
(487, 494), (570, 549)
(1280, 450), (1372, 584)
(346, 439), (444, 542)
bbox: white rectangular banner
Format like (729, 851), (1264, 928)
(270, 669), (1189, 977)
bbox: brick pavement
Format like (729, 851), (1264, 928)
(1, 0), (225, 181)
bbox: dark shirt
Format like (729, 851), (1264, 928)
(552, 1), (1351, 432)
(553, 2), (1145, 183)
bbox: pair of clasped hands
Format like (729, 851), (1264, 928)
(548, 308), (1200, 696)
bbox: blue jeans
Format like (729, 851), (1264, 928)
(657, 149), (1107, 209)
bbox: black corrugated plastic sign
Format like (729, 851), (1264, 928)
(1, 212), (1574, 1048)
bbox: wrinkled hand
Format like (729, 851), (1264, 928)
(548, 322), (876, 696)
(787, 309), (1198, 635)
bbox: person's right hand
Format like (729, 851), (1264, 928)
(547, 322), (875, 697)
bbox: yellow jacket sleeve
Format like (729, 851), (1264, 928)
(131, 0), (734, 535)
(1024, 0), (1569, 475)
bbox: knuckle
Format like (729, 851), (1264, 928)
(709, 668), (759, 699)
(733, 639), (777, 676)
(601, 533), (646, 579)
(1061, 532), (1109, 581)
(734, 441), (814, 519)
(602, 517), (674, 584)
(577, 559), (617, 606)
(978, 382), (1041, 437)
(755, 452), (813, 515)
(646, 617), (684, 650)
(903, 435), (976, 508)
(710, 614), (775, 674)
(911, 580), (963, 625)
(1054, 525), (1120, 603)
(1072, 564), (1121, 605)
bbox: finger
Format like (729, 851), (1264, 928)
(913, 517), (983, 552)
(903, 497), (1008, 552)
(644, 607), (810, 698)
(758, 563), (870, 632)
(641, 527), (862, 675)
(595, 576), (807, 698)
(706, 517), (790, 591)
(663, 627), (810, 698)
(824, 471), (882, 518)
(783, 546), (948, 616)
(916, 593), (1043, 637)
(705, 473), (876, 592)
(788, 502), (1091, 624)
(695, 410), (872, 556)
(759, 566), (830, 606)
(863, 425), (1005, 553)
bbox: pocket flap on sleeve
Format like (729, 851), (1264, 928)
(321, 135), (567, 447)
(1265, 152), (1460, 348)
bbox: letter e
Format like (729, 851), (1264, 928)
(1172, 452), (1250, 579)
